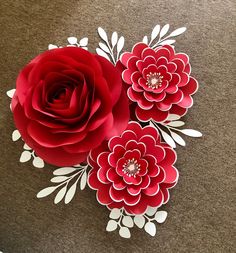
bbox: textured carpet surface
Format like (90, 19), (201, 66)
(0, 1), (235, 252)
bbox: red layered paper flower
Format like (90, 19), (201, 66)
(88, 121), (178, 215)
(12, 47), (129, 166)
(120, 43), (198, 122)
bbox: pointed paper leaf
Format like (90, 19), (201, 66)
(12, 130), (21, 141)
(65, 181), (77, 204)
(122, 216), (134, 228)
(167, 121), (185, 127)
(159, 39), (176, 45)
(51, 176), (68, 183)
(146, 206), (158, 216)
(166, 114), (181, 121)
(109, 208), (121, 219)
(168, 27), (186, 37)
(20, 151), (31, 163)
(134, 215), (145, 228)
(53, 167), (77, 176)
(23, 143), (31, 150)
(151, 24), (160, 41)
(170, 131), (186, 146)
(144, 222), (156, 236)
(79, 37), (88, 47)
(96, 48), (111, 61)
(37, 186), (57, 198)
(181, 129), (203, 137)
(54, 186), (67, 204)
(106, 220), (118, 232)
(117, 36), (124, 55)
(155, 211), (168, 223)
(80, 171), (87, 190)
(142, 35), (148, 44)
(98, 27), (108, 42)
(48, 44), (58, 50)
(67, 37), (77, 44)
(161, 129), (176, 148)
(119, 227), (131, 238)
(160, 24), (170, 38)
(6, 89), (16, 98)
(33, 157), (44, 168)
(111, 32), (118, 47)
(99, 42), (110, 53)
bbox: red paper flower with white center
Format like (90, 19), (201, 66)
(120, 43), (199, 122)
(88, 121), (178, 215)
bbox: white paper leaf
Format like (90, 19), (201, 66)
(12, 130), (21, 141)
(50, 176), (68, 183)
(106, 220), (118, 232)
(79, 37), (88, 47)
(167, 121), (185, 127)
(142, 35), (148, 44)
(37, 186), (56, 198)
(161, 130), (176, 148)
(155, 211), (168, 223)
(166, 114), (181, 121)
(122, 216), (134, 228)
(53, 167), (77, 176)
(170, 131), (186, 146)
(23, 143), (31, 150)
(168, 27), (186, 37)
(119, 227), (131, 239)
(67, 37), (77, 44)
(109, 208), (121, 219)
(160, 24), (170, 38)
(6, 89), (16, 98)
(134, 215), (145, 228)
(151, 24), (160, 41)
(54, 186), (67, 204)
(20, 151), (31, 163)
(80, 171), (87, 190)
(99, 42), (110, 53)
(48, 44), (58, 50)
(181, 129), (203, 137)
(145, 206), (158, 216)
(96, 48), (111, 61)
(144, 222), (156, 236)
(117, 36), (125, 55)
(98, 27), (108, 42)
(33, 157), (44, 168)
(159, 39), (176, 45)
(65, 181), (77, 204)
(111, 32), (118, 47)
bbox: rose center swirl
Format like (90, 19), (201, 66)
(146, 72), (163, 89)
(122, 158), (141, 178)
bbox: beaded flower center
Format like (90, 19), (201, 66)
(122, 158), (141, 178)
(146, 72), (163, 89)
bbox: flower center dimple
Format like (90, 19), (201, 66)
(122, 158), (140, 178)
(146, 72), (163, 89)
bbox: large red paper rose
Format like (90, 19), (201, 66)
(120, 43), (198, 122)
(88, 121), (178, 215)
(12, 47), (129, 166)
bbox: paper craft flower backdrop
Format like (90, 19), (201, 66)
(7, 24), (202, 238)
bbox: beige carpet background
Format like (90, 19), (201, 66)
(0, 0), (235, 252)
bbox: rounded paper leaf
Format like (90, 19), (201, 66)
(166, 114), (181, 121)
(12, 130), (21, 141)
(170, 131), (186, 146)
(159, 39), (176, 45)
(98, 27), (108, 42)
(142, 35), (148, 44)
(53, 167), (77, 176)
(37, 186), (56, 198)
(67, 37), (77, 44)
(106, 220), (118, 232)
(161, 129), (176, 148)
(122, 216), (134, 228)
(54, 186), (67, 204)
(50, 176), (68, 183)
(6, 89), (16, 98)
(167, 121), (185, 127)
(20, 151), (31, 163)
(117, 36), (124, 54)
(33, 157), (44, 168)
(109, 208), (121, 219)
(134, 215), (145, 228)
(23, 143), (32, 150)
(96, 48), (110, 61)
(80, 171), (87, 190)
(151, 24), (160, 40)
(65, 181), (77, 204)
(119, 227), (131, 239)
(48, 44), (58, 50)
(79, 37), (88, 47)
(99, 42), (110, 53)
(144, 222), (156, 236)
(146, 206), (158, 216)
(155, 211), (168, 223)
(181, 129), (202, 137)
(160, 24), (170, 38)
(168, 27), (186, 37)
(111, 32), (118, 47)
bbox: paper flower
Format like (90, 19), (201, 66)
(88, 121), (178, 215)
(120, 43), (198, 122)
(11, 47), (129, 166)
